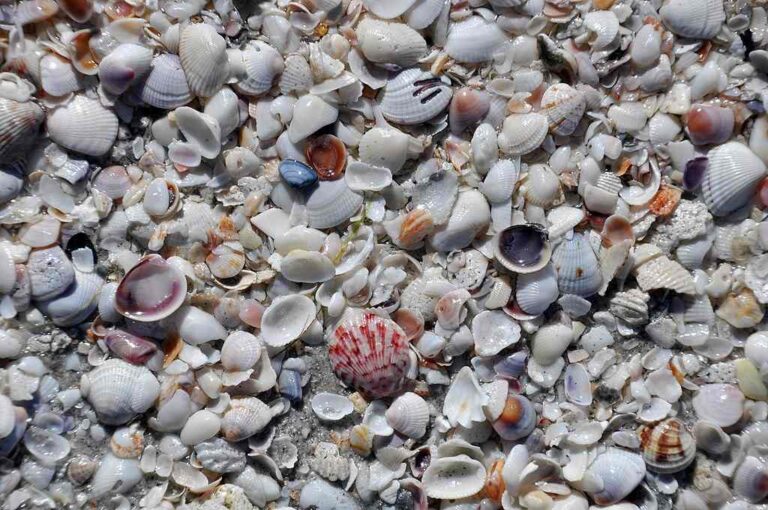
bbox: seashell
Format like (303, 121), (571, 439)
(411, 168), (459, 225)
(422, 454), (486, 500)
(541, 84), (586, 136)
(449, 88), (490, 135)
(701, 142), (767, 217)
(637, 418), (696, 474)
(523, 164), (563, 208)
(306, 135), (347, 180)
(551, 233), (602, 298)
(434, 288), (470, 330)
(692, 384), (744, 428)
(363, 0), (417, 19)
(174, 106), (221, 159)
(358, 127), (425, 174)
(380, 68), (452, 125)
(443, 366), (489, 428)
(659, 0), (725, 40)
(634, 254), (696, 295)
(716, 288), (764, 328)
(531, 323), (572, 366)
(287, 94), (338, 143)
(180, 410), (221, 445)
(27, 246), (75, 300)
(46, 95), (118, 157)
(179, 23), (228, 97)
(472, 123), (498, 175)
(36, 269), (102, 326)
(40, 54), (82, 97)
(356, 18), (427, 67)
(693, 421), (730, 455)
(583, 10), (620, 50)
(115, 255), (187, 322)
(310, 392), (354, 422)
(471, 310), (521, 357)
(746, 331), (768, 368)
(345, 161), (392, 192)
(194, 438), (246, 473)
(221, 331), (262, 371)
(279, 159), (318, 190)
(221, 397), (273, 442)
(90, 453), (142, 499)
(143, 178), (179, 218)
(498, 113), (549, 156)
(67, 455), (97, 485)
(480, 159), (519, 204)
(750, 115), (768, 166)
(686, 105), (734, 146)
(300, 479), (359, 509)
(607, 102), (647, 133)
(585, 448), (646, 505)
(328, 312), (410, 399)
(386, 392), (429, 439)
(137, 54), (193, 109)
(495, 224), (551, 274)
(260, 295), (315, 348)
(0, 395), (14, 439)
(284, 179), (363, 230)
(489, 393), (536, 441)
(0, 98), (44, 162)
(733, 456), (768, 503)
(279, 54), (312, 95)
(405, 0), (445, 29)
(428, 189), (490, 252)
(564, 363), (592, 406)
(98, 43), (153, 96)
(80, 359), (160, 425)
(104, 329), (158, 365)
(445, 16), (507, 64)
(630, 23), (662, 69)
(234, 41), (283, 96)
(516, 264), (559, 316)
(280, 250), (335, 283)
(58, 0), (92, 23)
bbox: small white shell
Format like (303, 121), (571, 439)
(363, 0), (417, 19)
(345, 161), (392, 192)
(234, 41), (284, 96)
(442, 366), (489, 428)
(422, 455), (486, 500)
(221, 397), (273, 442)
(356, 18), (427, 67)
(138, 54), (193, 109)
(80, 359), (160, 426)
(445, 16), (507, 64)
(0, 395), (15, 438)
(180, 410), (221, 446)
(47, 95), (118, 156)
(541, 84), (586, 136)
(174, 106), (221, 159)
(385, 392), (429, 438)
(179, 23), (228, 97)
(40, 54), (82, 97)
(221, 331), (262, 371)
(36, 270), (103, 326)
(260, 294), (315, 348)
(98, 43), (153, 96)
(531, 323), (573, 366)
(27, 246), (75, 300)
(498, 113), (549, 156)
(90, 453), (143, 499)
(480, 159), (519, 204)
(280, 250), (335, 283)
(692, 383), (744, 428)
(516, 264), (559, 316)
(583, 10), (620, 51)
(0, 97), (44, 162)
(551, 233), (602, 298)
(311, 392), (354, 422)
(428, 189), (490, 252)
(584, 448), (646, 505)
(358, 127), (424, 173)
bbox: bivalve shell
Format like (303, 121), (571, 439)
(221, 397), (273, 442)
(137, 54), (193, 109)
(445, 16), (507, 64)
(380, 68), (452, 125)
(498, 113), (549, 156)
(356, 18), (427, 67)
(637, 418), (696, 474)
(422, 455), (486, 500)
(0, 98), (44, 162)
(179, 23), (228, 97)
(551, 233), (602, 298)
(541, 84), (586, 136)
(80, 359), (160, 425)
(385, 392), (429, 439)
(660, 0), (725, 40)
(701, 142), (766, 217)
(692, 384), (744, 427)
(234, 41), (284, 96)
(46, 95), (118, 157)
(585, 448), (646, 505)
(260, 294), (315, 348)
(115, 255), (187, 322)
(98, 43), (153, 96)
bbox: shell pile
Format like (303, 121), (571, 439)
(3, 0), (768, 509)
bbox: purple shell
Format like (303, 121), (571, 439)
(683, 157), (708, 191)
(105, 329), (159, 364)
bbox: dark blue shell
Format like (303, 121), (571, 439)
(279, 159), (318, 190)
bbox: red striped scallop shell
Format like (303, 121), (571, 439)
(328, 312), (410, 399)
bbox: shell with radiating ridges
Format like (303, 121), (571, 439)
(585, 448), (646, 505)
(385, 392), (430, 439)
(221, 397), (273, 442)
(356, 18), (427, 67)
(328, 312), (410, 399)
(137, 54), (193, 109)
(637, 418), (695, 474)
(380, 68), (452, 125)
(516, 264), (559, 315)
(234, 41), (284, 96)
(80, 359), (160, 426)
(46, 95), (118, 157)
(445, 16), (507, 64)
(36, 270), (103, 327)
(660, 0), (725, 40)
(541, 84), (586, 136)
(498, 113), (549, 156)
(701, 142), (767, 217)
(551, 233), (602, 297)
(634, 254), (696, 295)
(0, 98), (44, 161)
(179, 23), (228, 97)
(304, 179), (364, 229)
(98, 43), (153, 96)
(40, 53), (82, 97)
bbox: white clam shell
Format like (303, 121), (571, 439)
(385, 392), (429, 438)
(311, 392), (354, 422)
(345, 161), (392, 192)
(445, 16), (507, 64)
(405, 0), (446, 29)
(583, 10), (620, 51)
(471, 123), (499, 175)
(524, 164), (563, 207)
(358, 127), (424, 173)
(551, 233), (602, 298)
(260, 294), (315, 348)
(36, 270), (103, 326)
(584, 448), (646, 505)
(280, 250), (335, 283)
(471, 310), (521, 357)
(630, 24), (662, 69)
(428, 189), (490, 252)
(99, 43), (153, 96)
(0, 97), (44, 162)
(379, 68), (452, 125)
(203, 87), (241, 138)
(221, 397), (273, 442)
(701, 142), (767, 217)
(180, 410), (221, 446)
(498, 113), (548, 156)
(179, 23), (228, 97)
(363, 0), (417, 19)
(47, 95), (118, 156)
(137, 54), (193, 109)
(174, 106), (221, 159)
(541, 83), (586, 136)
(480, 159), (519, 204)
(692, 383), (744, 428)
(90, 453), (143, 499)
(0, 394), (15, 439)
(531, 323), (573, 366)
(234, 41), (284, 96)
(302, 179), (363, 229)
(80, 359), (160, 426)
(40, 54), (82, 97)
(411, 168), (459, 225)
(287, 94), (338, 143)
(356, 18), (427, 67)
(27, 246), (75, 300)
(607, 102), (647, 133)
(174, 306), (227, 345)
(422, 454), (486, 500)
(660, 0), (725, 40)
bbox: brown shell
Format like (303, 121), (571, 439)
(399, 208), (434, 247)
(638, 418), (695, 474)
(305, 134), (347, 180)
(648, 185), (682, 217)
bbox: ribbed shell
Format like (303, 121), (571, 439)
(380, 68), (452, 125)
(637, 418), (695, 474)
(179, 23), (228, 97)
(635, 255), (696, 295)
(138, 54), (193, 109)
(515, 264), (559, 315)
(0, 98), (44, 161)
(356, 18), (427, 67)
(80, 359), (160, 425)
(328, 312), (410, 399)
(498, 113), (549, 156)
(660, 0), (725, 40)
(445, 16), (507, 64)
(701, 142), (766, 217)
(279, 55), (312, 95)
(304, 179), (363, 229)
(551, 234), (602, 297)
(46, 95), (118, 156)
(221, 398), (272, 442)
(586, 449), (646, 505)
(541, 84), (586, 136)
(235, 41), (284, 96)
(385, 392), (429, 438)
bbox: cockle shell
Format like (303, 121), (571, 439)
(80, 359), (160, 425)
(379, 69), (452, 125)
(583, 10), (620, 50)
(422, 455), (486, 500)
(46, 95), (118, 157)
(40, 54), (82, 97)
(36, 270), (102, 326)
(445, 16), (507, 64)
(115, 255), (187, 322)
(98, 43), (153, 96)
(137, 54), (193, 109)
(516, 264), (559, 316)
(733, 455), (768, 503)
(541, 84), (586, 136)
(701, 142), (767, 217)
(363, 0), (417, 19)
(480, 159), (519, 204)
(234, 41), (284, 96)
(405, 0), (446, 29)
(659, 0), (725, 40)
(221, 397), (273, 442)
(498, 113), (549, 156)
(302, 179), (363, 229)
(585, 448), (646, 505)
(551, 233), (602, 298)
(221, 331), (262, 371)
(356, 18), (427, 67)
(523, 164), (563, 208)
(260, 294), (315, 348)
(385, 392), (429, 439)
(0, 98), (44, 162)
(179, 23), (228, 97)
(638, 418), (696, 474)
(328, 312), (410, 399)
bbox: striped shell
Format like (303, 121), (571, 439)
(634, 254), (696, 295)
(701, 142), (767, 217)
(551, 233), (602, 298)
(498, 113), (549, 156)
(179, 23), (228, 97)
(137, 54), (193, 109)
(235, 41), (284, 96)
(637, 418), (695, 474)
(328, 312), (410, 399)
(46, 95), (118, 157)
(0, 98), (44, 161)
(380, 68), (452, 125)
(541, 84), (586, 136)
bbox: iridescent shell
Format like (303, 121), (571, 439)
(637, 418), (695, 474)
(328, 312), (410, 399)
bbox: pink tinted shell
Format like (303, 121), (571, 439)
(115, 255), (187, 322)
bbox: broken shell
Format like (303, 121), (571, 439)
(471, 310), (521, 357)
(443, 366), (489, 428)
(385, 392), (429, 439)
(422, 455), (486, 500)
(638, 418), (696, 474)
(104, 329), (158, 365)
(287, 94), (338, 143)
(115, 255), (187, 322)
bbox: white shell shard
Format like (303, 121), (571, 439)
(660, 0), (725, 40)
(551, 233), (602, 298)
(174, 106), (221, 159)
(422, 455), (486, 500)
(235, 41), (284, 96)
(443, 366), (489, 428)
(385, 392), (429, 438)
(138, 54), (193, 109)
(531, 323), (573, 366)
(287, 94), (338, 143)
(411, 168), (459, 225)
(80, 359), (160, 425)
(47, 95), (118, 156)
(380, 68), (453, 125)
(180, 410), (221, 445)
(584, 448), (646, 505)
(498, 113), (549, 156)
(345, 161), (392, 192)
(445, 16), (507, 64)
(179, 23), (228, 97)
(634, 254), (696, 295)
(701, 142), (767, 217)
(358, 127), (424, 173)
(98, 43), (153, 96)
(471, 310), (521, 357)
(260, 294), (315, 348)
(356, 18), (427, 67)
(428, 189), (490, 252)
(90, 453), (143, 499)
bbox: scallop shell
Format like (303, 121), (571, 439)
(80, 359), (160, 425)
(385, 392), (429, 439)
(137, 54), (193, 109)
(541, 84), (586, 136)
(221, 398), (273, 442)
(0, 98), (44, 161)
(234, 41), (284, 96)
(98, 43), (153, 96)
(701, 142), (767, 217)
(585, 448), (646, 505)
(660, 0), (725, 40)
(46, 95), (118, 157)
(356, 18), (427, 67)
(515, 264), (559, 316)
(422, 455), (486, 500)
(328, 312), (410, 399)
(179, 23), (228, 97)
(551, 233), (602, 298)
(445, 16), (507, 64)
(498, 113), (549, 156)
(637, 418), (695, 474)
(379, 68), (452, 125)
(260, 294), (315, 348)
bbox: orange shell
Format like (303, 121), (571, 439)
(648, 185), (682, 217)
